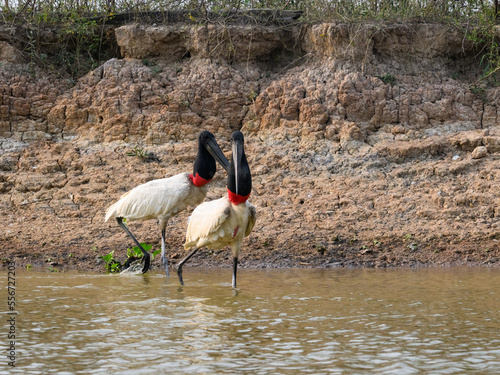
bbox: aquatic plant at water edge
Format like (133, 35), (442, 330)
(100, 244), (161, 273)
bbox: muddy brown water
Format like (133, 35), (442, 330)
(1, 267), (500, 374)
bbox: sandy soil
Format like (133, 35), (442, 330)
(1, 21), (500, 273)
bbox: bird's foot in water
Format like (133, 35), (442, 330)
(177, 266), (185, 285)
(120, 257), (144, 275)
(141, 252), (150, 274)
(120, 253), (150, 275)
(161, 255), (170, 277)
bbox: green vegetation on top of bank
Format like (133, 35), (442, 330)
(1, 1), (499, 83)
(1, 0), (498, 24)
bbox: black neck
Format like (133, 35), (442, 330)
(227, 150), (251, 197)
(193, 142), (216, 180)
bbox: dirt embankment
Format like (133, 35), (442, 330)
(1, 21), (499, 272)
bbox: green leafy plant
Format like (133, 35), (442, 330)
(100, 250), (122, 274)
(100, 243), (160, 274)
(379, 73), (396, 86)
(126, 146), (147, 160)
(248, 89), (258, 103)
(127, 243), (158, 259)
(142, 59), (155, 67)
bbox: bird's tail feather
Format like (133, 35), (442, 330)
(104, 191), (131, 222)
(104, 203), (117, 222)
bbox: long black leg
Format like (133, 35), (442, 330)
(177, 247), (200, 286)
(161, 228), (169, 277)
(232, 257), (238, 288)
(116, 217), (150, 274)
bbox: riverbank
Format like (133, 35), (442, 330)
(1, 20), (499, 272)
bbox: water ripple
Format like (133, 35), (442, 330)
(2, 268), (500, 374)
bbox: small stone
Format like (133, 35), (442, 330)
(391, 125), (405, 134)
(471, 146), (488, 159)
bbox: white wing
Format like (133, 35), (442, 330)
(185, 197), (231, 248)
(245, 202), (257, 237)
(105, 173), (201, 222)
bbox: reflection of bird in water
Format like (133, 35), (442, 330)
(105, 131), (230, 275)
(177, 131), (256, 288)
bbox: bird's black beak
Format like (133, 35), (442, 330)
(205, 138), (230, 172)
(232, 138), (244, 196)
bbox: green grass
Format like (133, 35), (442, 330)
(126, 146), (147, 160)
(379, 73), (396, 86)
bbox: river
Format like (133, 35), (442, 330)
(1, 267), (499, 374)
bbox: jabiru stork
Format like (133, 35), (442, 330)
(177, 131), (256, 288)
(105, 131), (230, 275)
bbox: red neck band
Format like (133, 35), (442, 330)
(189, 173), (211, 187)
(227, 188), (250, 205)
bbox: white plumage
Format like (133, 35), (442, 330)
(105, 173), (207, 223)
(177, 196), (256, 288)
(184, 196), (256, 257)
(104, 173), (208, 275)
(104, 130), (230, 275)
(176, 130), (255, 288)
